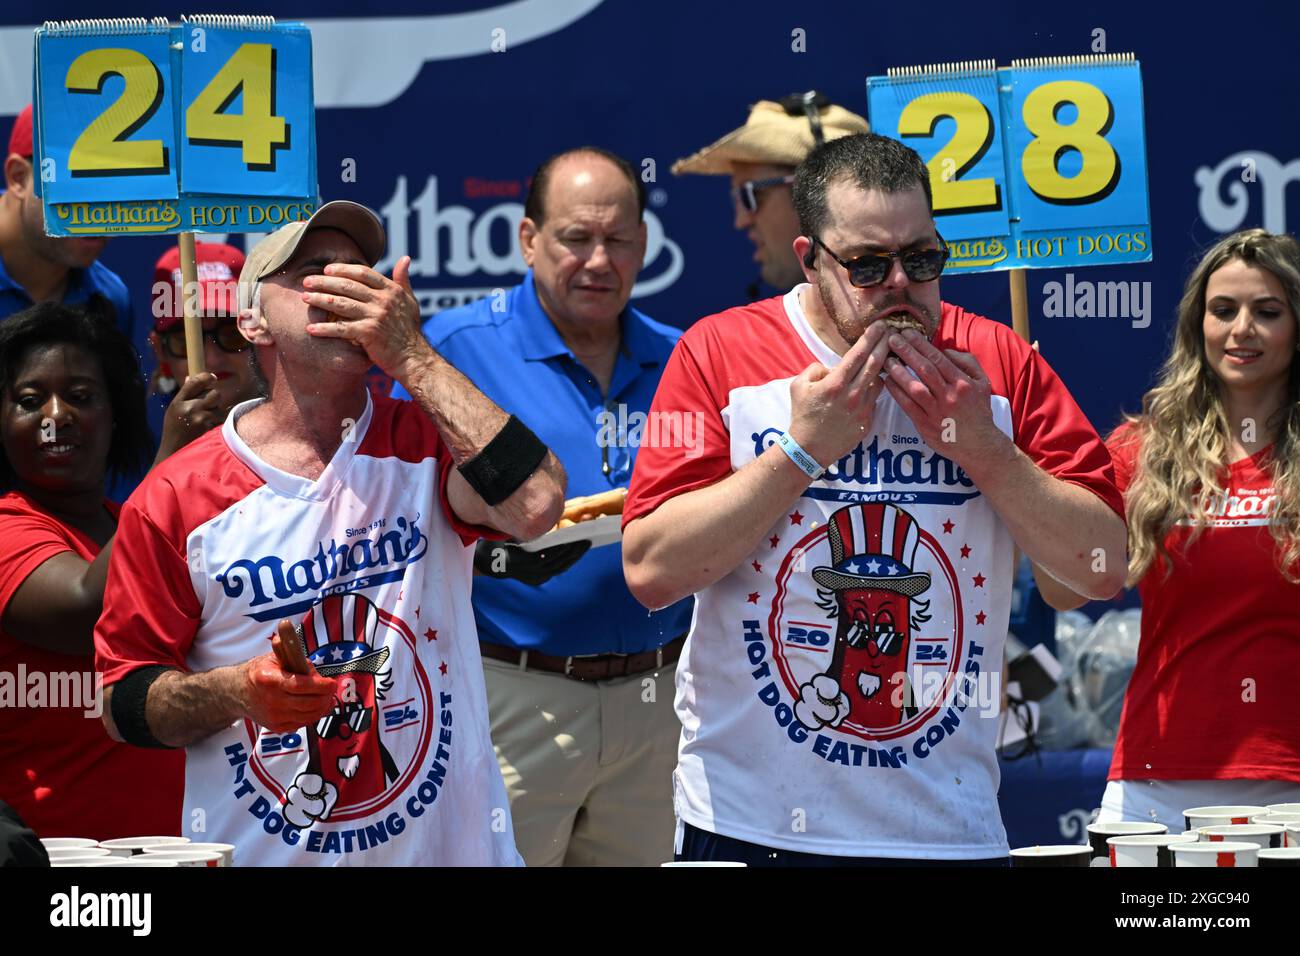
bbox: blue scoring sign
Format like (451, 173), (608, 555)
(866, 56), (1152, 272)
(34, 18), (318, 237)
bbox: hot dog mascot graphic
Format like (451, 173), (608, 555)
(770, 501), (963, 742)
(802, 504), (931, 728)
(300, 593), (398, 812)
(251, 591), (437, 830)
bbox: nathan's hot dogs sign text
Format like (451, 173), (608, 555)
(866, 55), (1152, 273)
(34, 16), (318, 237)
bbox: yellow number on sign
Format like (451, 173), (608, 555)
(1021, 80), (1118, 203)
(186, 43), (288, 168)
(898, 92), (1000, 214)
(65, 48), (168, 176)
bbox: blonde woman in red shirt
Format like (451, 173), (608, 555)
(1041, 229), (1300, 830)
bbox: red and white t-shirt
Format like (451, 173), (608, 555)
(1108, 423), (1300, 783)
(0, 493), (183, 840)
(625, 287), (1123, 858)
(94, 393), (521, 866)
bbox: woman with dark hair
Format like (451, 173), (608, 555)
(1040, 229), (1300, 829)
(0, 296), (220, 841)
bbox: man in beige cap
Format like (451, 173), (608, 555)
(96, 200), (566, 865)
(674, 92), (868, 293)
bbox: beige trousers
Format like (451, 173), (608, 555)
(482, 655), (679, 867)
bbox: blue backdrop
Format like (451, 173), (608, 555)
(3, 0), (1299, 439)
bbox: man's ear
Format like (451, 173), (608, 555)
(519, 217), (539, 268)
(4, 154), (32, 197)
(237, 308), (272, 346)
(794, 236), (818, 281)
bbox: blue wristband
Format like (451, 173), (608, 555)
(776, 432), (824, 479)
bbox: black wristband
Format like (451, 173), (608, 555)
(110, 665), (177, 749)
(458, 416), (548, 506)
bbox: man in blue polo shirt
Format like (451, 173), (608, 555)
(394, 147), (692, 866)
(1, 106), (132, 335)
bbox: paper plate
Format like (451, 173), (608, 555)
(517, 514), (623, 552)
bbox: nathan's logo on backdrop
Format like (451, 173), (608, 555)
(373, 175), (684, 315)
(1196, 151), (1300, 236)
(214, 515), (428, 620)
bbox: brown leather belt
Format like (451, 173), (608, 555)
(480, 635), (685, 682)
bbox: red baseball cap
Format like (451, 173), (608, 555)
(152, 242), (245, 331)
(8, 105), (32, 159)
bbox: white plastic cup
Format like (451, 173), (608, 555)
(118, 858), (181, 867)
(660, 861), (747, 867)
(1086, 821), (1166, 859)
(98, 836), (190, 857)
(1009, 845), (1092, 867)
(143, 842), (234, 867)
(1287, 824), (1300, 849)
(52, 858), (131, 868)
(1171, 840), (1259, 867)
(1258, 848), (1300, 867)
(1199, 824), (1285, 850)
(1264, 803), (1300, 814)
(1107, 833), (1199, 867)
(46, 846), (111, 860)
(49, 854), (123, 867)
(137, 849), (222, 868)
(1252, 812), (1300, 828)
(1183, 806), (1267, 830)
(40, 838), (99, 851)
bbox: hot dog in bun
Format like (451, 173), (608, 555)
(554, 488), (626, 529)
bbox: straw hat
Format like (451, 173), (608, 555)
(673, 93), (869, 176)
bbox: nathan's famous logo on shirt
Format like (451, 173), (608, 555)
(744, 502), (998, 770)
(214, 514), (428, 621)
(751, 429), (981, 506)
(222, 592), (455, 857)
(1182, 486), (1278, 528)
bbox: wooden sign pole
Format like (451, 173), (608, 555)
(1009, 267), (1031, 342)
(177, 231), (205, 375)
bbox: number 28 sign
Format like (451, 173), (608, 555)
(34, 17), (317, 237)
(866, 56), (1152, 272)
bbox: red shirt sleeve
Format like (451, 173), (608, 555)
(436, 450), (508, 547)
(0, 509), (77, 619)
(1104, 421), (1142, 495)
(377, 396), (505, 547)
(0, 497), (119, 620)
(1005, 336), (1126, 522)
(624, 333), (734, 527)
(94, 495), (201, 686)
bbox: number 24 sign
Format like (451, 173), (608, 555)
(35, 19), (316, 235)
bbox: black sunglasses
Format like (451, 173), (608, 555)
(731, 174), (795, 214)
(159, 319), (247, 359)
(317, 702), (373, 740)
(811, 234), (949, 288)
(845, 617), (904, 657)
